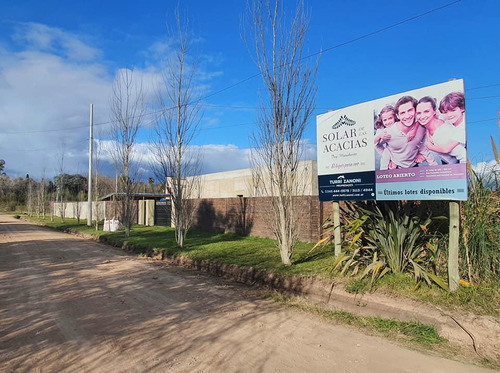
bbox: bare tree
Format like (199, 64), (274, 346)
(26, 174), (34, 216)
(244, 0), (318, 265)
(109, 68), (146, 237)
(92, 136), (105, 230)
(72, 166), (84, 224)
(36, 169), (48, 218)
(55, 143), (67, 222)
(151, 10), (203, 248)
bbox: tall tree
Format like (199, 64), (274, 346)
(92, 135), (107, 230)
(152, 9), (202, 248)
(37, 174), (47, 218)
(55, 143), (67, 222)
(109, 68), (146, 237)
(244, 0), (318, 265)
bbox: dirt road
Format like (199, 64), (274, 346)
(0, 214), (493, 372)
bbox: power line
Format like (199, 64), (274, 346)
(200, 0), (462, 101)
(306, 1), (461, 59)
(199, 121), (254, 131)
(467, 118), (497, 124)
(1, 138), (88, 152)
(81, 0), (467, 128)
(467, 83), (500, 91)
(0, 0), (467, 137)
(0, 108), (162, 135)
(467, 95), (500, 100)
(198, 115), (498, 132)
(1, 125), (99, 135)
(4, 114), (496, 154)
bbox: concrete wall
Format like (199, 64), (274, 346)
(191, 160), (319, 199)
(52, 161), (327, 239)
(187, 160), (329, 242)
(52, 200), (138, 224)
(146, 200), (155, 226)
(52, 201), (107, 221)
(137, 200), (156, 226)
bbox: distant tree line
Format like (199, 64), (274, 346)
(0, 164), (119, 215)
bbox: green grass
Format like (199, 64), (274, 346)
(271, 293), (446, 347)
(16, 214), (500, 317)
(375, 273), (500, 317)
(271, 293), (500, 370)
(19, 215), (337, 277)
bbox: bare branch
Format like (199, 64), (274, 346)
(244, 0), (318, 265)
(151, 9), (203, 248)
(109, 68), (146, 237)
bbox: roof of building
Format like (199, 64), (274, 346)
(101, 192), (170, 201)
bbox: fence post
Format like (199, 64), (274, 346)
(333, 201), (341, 256)
(448, 201), (460, 291)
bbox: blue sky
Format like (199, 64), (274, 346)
(1, 0), (499, 180)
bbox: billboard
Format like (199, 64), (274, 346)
(317, 79), (467, 201)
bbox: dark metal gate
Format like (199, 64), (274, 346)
(155, 200), (171, 226)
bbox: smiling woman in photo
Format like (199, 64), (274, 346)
(416, 96), (466, 164)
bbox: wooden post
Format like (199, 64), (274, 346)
(333, 201), (341, 256)
(448, 201), (460, 291)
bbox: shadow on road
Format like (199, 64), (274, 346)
(0, 217), (289, 372)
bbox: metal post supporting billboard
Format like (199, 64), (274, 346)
(448, 201), (460, 291)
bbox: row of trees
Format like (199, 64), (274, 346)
(0, 168), (117, 218)
(108, 9), (202, 244)
(109, 0), (317, 263)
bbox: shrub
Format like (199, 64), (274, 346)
(316, 201), (447, 289)
(462, 141), (500, 282)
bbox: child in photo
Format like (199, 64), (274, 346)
(374, 105), (396, 169)
(438, 92), (466, 145)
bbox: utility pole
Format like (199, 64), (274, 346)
(87, 104), (93, 226)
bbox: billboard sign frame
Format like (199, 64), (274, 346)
(316, 80), (467, 201)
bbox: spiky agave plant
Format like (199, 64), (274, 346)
(316, 201), (447, 289)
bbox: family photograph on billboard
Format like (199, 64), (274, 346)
(374, 91), (466, 171)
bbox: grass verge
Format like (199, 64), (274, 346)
(271, 292), (446, 346)
(269, 293), (500, 369)
(270, 293), (500, 370)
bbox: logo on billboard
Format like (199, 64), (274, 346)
(332, 115), (356, 129)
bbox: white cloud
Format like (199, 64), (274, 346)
(0, 24), (112, 179)
(472, 160), (500, 175)
(197, 144), (252, 174)
(0, 22), (240, 181)
(94, 139), (253, 179)
(12, 23), (100, 61)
